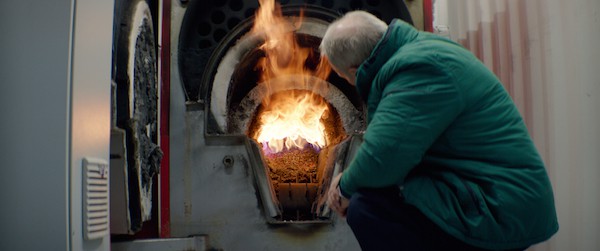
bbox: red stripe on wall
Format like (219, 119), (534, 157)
(159, 0), (171, 238)
(423, 0), (434, 32)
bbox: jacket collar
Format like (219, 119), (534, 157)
(355, 19), (420, 101)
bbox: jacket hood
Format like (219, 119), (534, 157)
(355, 19), (420, 101)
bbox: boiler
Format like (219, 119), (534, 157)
(166, 0), (413, 249)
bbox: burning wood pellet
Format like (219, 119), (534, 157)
(264, 146), (319, 185)
(249, 92), (346, 185)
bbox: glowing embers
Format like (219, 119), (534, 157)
(248, 90), (346, 221)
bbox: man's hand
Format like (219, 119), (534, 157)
(327, 173), (350, 217)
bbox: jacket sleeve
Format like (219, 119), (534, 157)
(340, 62), (464, 196)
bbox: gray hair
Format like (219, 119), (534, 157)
(320, 11), (388, 76)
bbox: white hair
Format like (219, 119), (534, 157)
(320, 11), (388, 77)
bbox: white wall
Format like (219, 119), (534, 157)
(542, 1), (600, 250)
(434, 0), (600, 250)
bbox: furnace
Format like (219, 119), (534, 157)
(169, 0), (414, 249)
(194, 0), (367, 224)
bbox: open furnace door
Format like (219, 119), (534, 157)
(109, 0), (162, 235)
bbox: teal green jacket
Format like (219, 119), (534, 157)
(339, 19), (558, 249)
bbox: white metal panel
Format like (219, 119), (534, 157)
(0, 0), (114, 249)
(0, 1), (72, 250)
(69, 0), (114, 250)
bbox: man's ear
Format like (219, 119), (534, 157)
(348, 67), (358, 77)
(344, 67), (358, 86)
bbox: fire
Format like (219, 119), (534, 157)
(256, 90), (329, 153)
(250, 0), (332, 153)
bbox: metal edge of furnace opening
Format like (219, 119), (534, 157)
(244, 134), (364, 225)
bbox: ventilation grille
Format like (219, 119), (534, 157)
(83, 157), (109, 240)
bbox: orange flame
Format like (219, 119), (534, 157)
(251, 0), (331, 153)
(256, 91), (329, 153)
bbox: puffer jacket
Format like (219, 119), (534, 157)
(339, 19), (558, 250)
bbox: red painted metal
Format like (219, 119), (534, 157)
(423, 0), (434, 32)
(159, 0), (171, 238)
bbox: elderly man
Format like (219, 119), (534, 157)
(321, 11), (558, 251)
